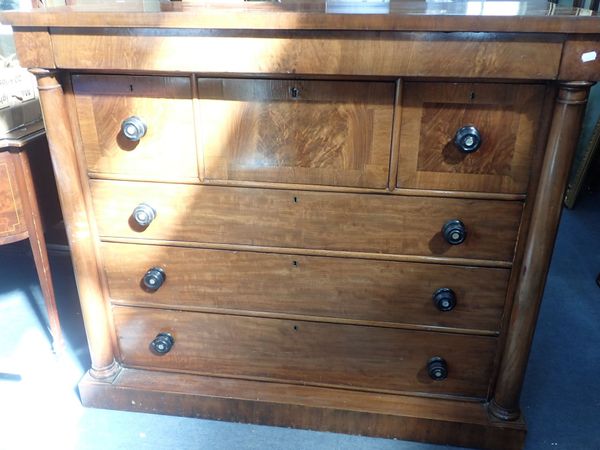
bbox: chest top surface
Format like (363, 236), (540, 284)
(1, 0), (599, 33)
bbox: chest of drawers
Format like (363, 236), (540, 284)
(3, 1), (599, 448)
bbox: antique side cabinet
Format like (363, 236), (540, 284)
(2, 1), (599, 448)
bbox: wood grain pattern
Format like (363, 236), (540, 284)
(72, 74), (198, 181)
(50, 29), (562, 80)
(2, 0), (600, 35)
(79, 368), (527, 450)
(13, 148), (63, 350)
(558, 38), (600, 81)
(490, 82), (593, 420)
(90, 180), (523, 262)
(101, 242), (510, 333)
(198, 78), (394, 188)
(113, 306), (497, 398)
(0, 155), (26, 238)
(397, 82), (545, 194)
(33, 71), (118, 378)
(12, 28), (55, 69)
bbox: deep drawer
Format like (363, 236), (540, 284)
(397, 82), (545, 194)
(197, 78), (394, 189)
(113, 306), (497, 398)
(72, 74), (198, 181)
(91, 180), (523, 262)
(102, 242), (510, 333)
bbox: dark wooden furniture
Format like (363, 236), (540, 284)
(0, 120), (62, 351)
(3, 1), (599, 448)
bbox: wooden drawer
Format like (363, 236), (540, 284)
(102, 242), (510, 333)
(198, 78), (394, 188)
(397, 82), (545, 194)
(72, 74), (198, 181)
(113, 306), (497, 398)
(91, 180), (522, 262)
(0, 152), (25, 237)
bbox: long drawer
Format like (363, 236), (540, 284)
(113, 306), (497, 398)
(102, 242), (510, 333)
(90, 180), (523, 262)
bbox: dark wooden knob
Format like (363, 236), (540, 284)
(150, 332), (174, 354)
(427, 357), (448, 381)
(121, 116), (147, 141)
(132, 203), (156, 227)
(433, 288), (456, 312)
(143, 267), (166, 291)
(454, 125), (481, 153)
(442, 219), (466, 245)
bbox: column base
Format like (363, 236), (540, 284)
(489, 398), (522, 421)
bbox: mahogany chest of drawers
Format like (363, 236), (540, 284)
(3, 1), (599, 448)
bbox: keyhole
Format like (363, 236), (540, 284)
(293, 196), (299, 203)
(470, 91), (476, 101)
(129, 84), (134, 92)
(290, 87), (300, 98)
(293, 325), (298, 331)
(292, 260), (298, 267)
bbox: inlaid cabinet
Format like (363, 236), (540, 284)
(3, 1), (599, 448)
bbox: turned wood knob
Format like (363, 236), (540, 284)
(150, 332), (174, 354)
(132, 203), (156, 227)
(121, 116), (147, 141)
(442, 219), (467, 245)
(143, 267), (166, 291)
(454, 125), (482, 153)
(433, 288), (456, 312)
(427, 357), (448, 381)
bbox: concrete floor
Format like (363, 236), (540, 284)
(0, 191), (598, 450)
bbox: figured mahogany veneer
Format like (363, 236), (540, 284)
(102, 242), (510, 334)
(113, 305), (497, 398)
(397, 82), (545, 194)
(5, 1), (598, 448)
(90, 180), (523, 262)
(198, 78), (394, 188)
(72, 74), (198, 181)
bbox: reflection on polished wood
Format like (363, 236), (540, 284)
(102, 241), (510, 333)
(198, 78), (393, 188)
(90, 180), (523, 262)
(72, 74), (198, 180)
(3, 0), (600, 34)
(397, 82), (545, 194)
(5, 1), (599, 448)
(113, 305), (497, 398)
(48, 29), (564, 79)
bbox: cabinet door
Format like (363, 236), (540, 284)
(397, 82), (545, 194)
(197, 78), (394, 189)
(73, 75), (198, 181)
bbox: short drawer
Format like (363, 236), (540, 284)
(72, 74), (198, 180)
(397, 82), (545, 194)
(113, 306), (497, 398)
(198, 78), (394, 188)
(91, 180), (523, 262)
(102, 242), (510, 333)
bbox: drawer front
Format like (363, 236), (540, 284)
(73, 74), (198, 180)
(102, 242), (510, 332)
(114, 306), (497, 398)
(198, 78), (394, 188)
(397, 82), (545, 194)
(91, 180), (522, 262)
(0, 153), (25, 237)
